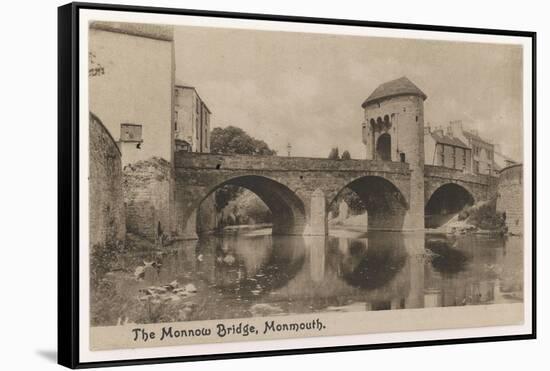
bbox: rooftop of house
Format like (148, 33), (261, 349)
(362, 76), (427, 108)
(90, 21), (173, 41)
(175, 79), (211, 113)
(494, 150), (517, 163)
(462, 129), (493, 146)
(429, 130), (470, 149)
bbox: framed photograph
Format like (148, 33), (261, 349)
(58, 2), (536, 368)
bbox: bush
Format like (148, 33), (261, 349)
(459, 198), (506, 231)
(90, 242), (128, 326)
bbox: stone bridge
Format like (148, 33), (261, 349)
(424, 165), (495, 228)
(174, 153), (493, 236)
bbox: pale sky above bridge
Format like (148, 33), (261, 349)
(174, 25), (523, 161)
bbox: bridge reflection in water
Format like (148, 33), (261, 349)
(114, 230), (523, 323)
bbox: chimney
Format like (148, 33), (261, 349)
(449, 120), (463, 137)
(433, 128), (444, 136)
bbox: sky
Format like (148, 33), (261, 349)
(174, 26), (523, 161)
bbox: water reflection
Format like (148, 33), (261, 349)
(108, 230), (523, 324)
(427, 238), (470, 276)
(206, 234), (306, 298)
(330, 233), (407, 290)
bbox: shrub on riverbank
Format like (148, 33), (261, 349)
(90, 242), (129, 326)
(458, 197), (506, 232)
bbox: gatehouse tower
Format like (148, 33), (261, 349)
(361, 76), (427, 230)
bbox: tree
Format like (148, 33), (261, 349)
(328, 147), (340, 160)
(210, 126), (276, 211)
(329, 188), (367, 217)
(341, 150), (351, 160)
(210, 126), (276, 155)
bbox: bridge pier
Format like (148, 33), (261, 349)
(402, 178), (425, 231)
(182, 210), (198, 240)
(304, 189), (328, 236)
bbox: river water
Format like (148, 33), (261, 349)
(99, 228), (523, 325)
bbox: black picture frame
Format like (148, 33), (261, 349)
(58, 2), (537, 368)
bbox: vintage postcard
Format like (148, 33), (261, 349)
(66, 5), (534, 366)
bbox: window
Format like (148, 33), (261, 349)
(463, 152), (467, 167)
(473, 146), (480, 156)
(174, 122), (178, 131)
(196, 118), (199, 139)
(452, 147), (456, 168)
(474, 160), (480, 173)
(120, 123), (142, 142)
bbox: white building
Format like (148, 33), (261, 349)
(174, 81), (211, 153)
(88, 21), (176, 166)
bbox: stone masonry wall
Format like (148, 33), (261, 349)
(89, 113), (126, 249)
(123, 157), (173, 241)
(197, 195), (218, 234)
(496, 164), (523, 235)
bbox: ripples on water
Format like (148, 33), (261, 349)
(103, 229), (523, 325)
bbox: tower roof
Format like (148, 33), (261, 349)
(362, 77), (427, 108)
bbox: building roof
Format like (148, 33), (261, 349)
(175, 79), (193, 89)
(494, 151), (517, 167)
(462, 130), (493, 146)
(430, 131), (470, 149)
(90, 21), (173, 41)
(362, 77), (427, 108)
(174, 79), (211, 114)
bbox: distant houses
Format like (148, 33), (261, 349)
(424, 120), (516, 176)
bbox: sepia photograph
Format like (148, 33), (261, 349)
(58, 3), (534, 366)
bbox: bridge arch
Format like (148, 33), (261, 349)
(425, 182), (475, 228)
(181, 175), (307, 236)
(328, 175), (409, 231)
